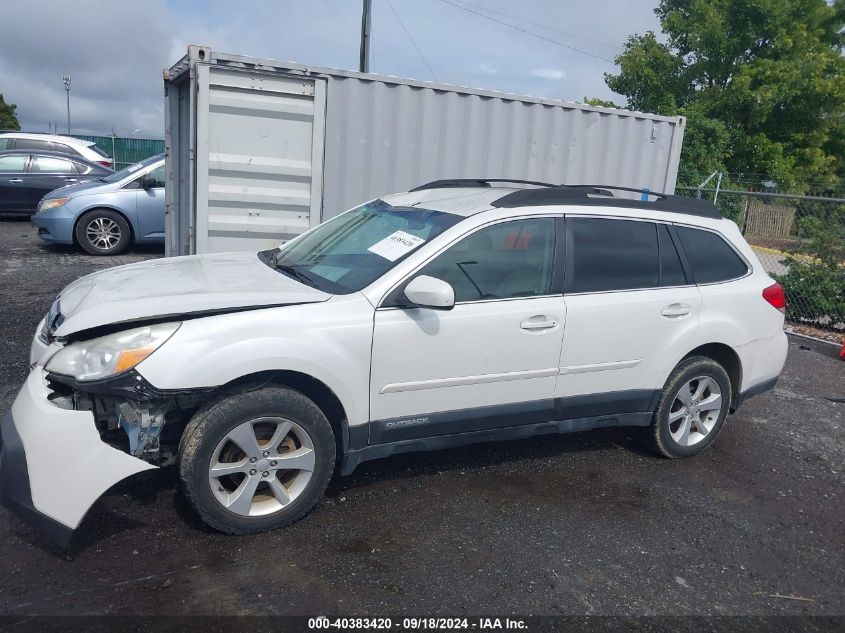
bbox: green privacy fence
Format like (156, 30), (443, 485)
(72, 135), (164, 170)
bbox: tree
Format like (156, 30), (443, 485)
(604, 0), (845, 192)
(0, 94), (20, 130)
(582, 96), (621, 109)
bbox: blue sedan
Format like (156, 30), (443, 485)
(31, 154), (165, 255)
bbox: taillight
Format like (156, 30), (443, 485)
(98, 160), (112, 167)
(763, 282), (786, 313)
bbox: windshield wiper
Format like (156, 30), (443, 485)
(270, 254), (319, 288)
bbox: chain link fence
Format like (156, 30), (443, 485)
(676, 186), (845, 338)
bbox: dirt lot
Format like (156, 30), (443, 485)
(0, 218), (843, 617)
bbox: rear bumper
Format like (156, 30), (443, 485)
(0, 370), (156, 546)
(734, 376), (779, 410)
(732, 331), (788, 410)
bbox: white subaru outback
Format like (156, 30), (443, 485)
(1, 181), (788, 545)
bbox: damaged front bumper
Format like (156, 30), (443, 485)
(0, 370), (157, 547)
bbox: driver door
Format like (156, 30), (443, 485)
(369, 216), (565, 443)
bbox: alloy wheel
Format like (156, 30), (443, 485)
(668, 376), (723, 447)
(85, 217), (121, 250)
(208, 417), (316, 517)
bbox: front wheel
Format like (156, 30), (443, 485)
(646, 356), (732, 458)
(179, 386), (336, 534)
(75, 209), (131, 255)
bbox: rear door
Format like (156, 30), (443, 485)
(0, 154), (29, 212)
(27, 154), (80, 207)
(557, 216), (702, 413)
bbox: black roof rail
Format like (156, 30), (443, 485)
(491, 184), (721, 219)
(411, 178), (559, 191)
(408, 178), (722, 219)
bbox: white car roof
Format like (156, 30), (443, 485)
(0, 132), (94, 147)
(383, 184), (730, 232)
(382, 185), (723, 227)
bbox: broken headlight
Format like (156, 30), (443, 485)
(46, 322), (181, 381)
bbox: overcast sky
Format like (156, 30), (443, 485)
(0, 0), (661, 139)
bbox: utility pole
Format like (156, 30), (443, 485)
(359, 0), (372, 73)
(62, 75), (72, 135)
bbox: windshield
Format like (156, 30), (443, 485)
(101, 154), (163, 183)
(260, 199), (462, 294)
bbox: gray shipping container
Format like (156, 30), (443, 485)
(164, 45), (686, 256)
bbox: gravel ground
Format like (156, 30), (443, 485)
(0, 217), (843, 617)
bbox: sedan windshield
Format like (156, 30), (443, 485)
(100, 154), (163, 183)
(260, 199), (462, 294)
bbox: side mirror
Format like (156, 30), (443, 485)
(141, 173), (156, 189)
(403, 275), (455, 310)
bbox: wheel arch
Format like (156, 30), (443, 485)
(214, 370), (352, 460)
(72, 206), (136, 245)
(678, 343), (743, 409)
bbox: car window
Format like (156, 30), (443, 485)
(416, 218), (556, 302)
(50, 142), (79, 156)
(0, 139), (10, 150)
(675, 226), (749, 284)
(266, 199), (463, 294)
(90, 145), (111, 159)
(32, 156), (76, 173)
(0, 155), (27, 172)
(569, 217), (659, 293)
(658, 224), (687, 286)
(15, 138), (52, 151)
(147, 165), (166, 187)
(74, 161), (93, 174)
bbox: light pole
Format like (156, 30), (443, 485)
(359, 0), (372, 73)
(62, 75), (71, 135)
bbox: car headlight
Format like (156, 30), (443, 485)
(38, 197), (70, 212)
(46, 322), (181, 381)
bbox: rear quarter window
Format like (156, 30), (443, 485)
(676, 226), (749, 284)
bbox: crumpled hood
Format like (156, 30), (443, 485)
(54, 251), (331, 337)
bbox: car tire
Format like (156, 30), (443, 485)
(75, 209), (131, 255)
(179, 386), (336, 535)
(646, 355), (732, 458)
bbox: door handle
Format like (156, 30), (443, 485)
(64, 178), (78, 183)
(8, 178), (22, 183)
(520, 316), (558, 331)
(661, 303), (691, 318)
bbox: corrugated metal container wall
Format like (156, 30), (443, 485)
(73, 135), (164, 169)
(165, 47), (685, 255)
(321, 77), (682, 221)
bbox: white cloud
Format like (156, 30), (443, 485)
(0, 0), (661, 137)
(531, 68), (567, 80)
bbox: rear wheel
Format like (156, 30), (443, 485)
(75, 209), (130, 255)
(179, 386), (336, 534)
(646, 356), (732, 458)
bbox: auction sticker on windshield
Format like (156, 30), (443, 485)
(367, 231), (425, 261)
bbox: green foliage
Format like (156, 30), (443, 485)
(775, 215), (845, 327)
(0, 94), (20, 130)
(605, 0), (845, 192)
(582, 96), (622, 109)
